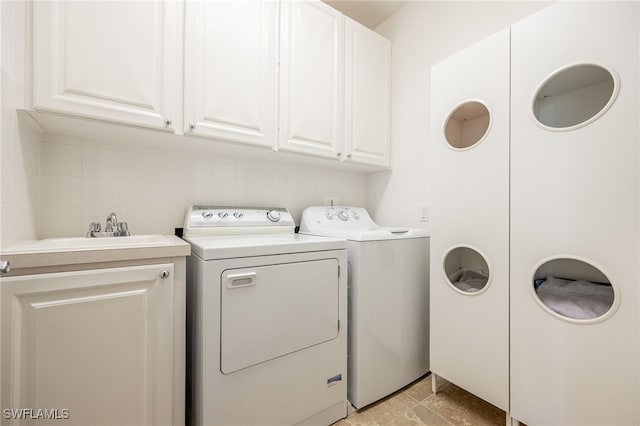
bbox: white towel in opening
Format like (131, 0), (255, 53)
(448, 268), (489, 293)
(536, 275), (614, 320)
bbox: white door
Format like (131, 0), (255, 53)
(510, 3), (639, 425)
(184, 0), (278, 148)
(278, 0), (344, 159)
(344, 18), (391, 168)
(1, 264), (176, 426)
(32, 1), (180, 131)
(430, 28), (510, 412)
(220, 259), (340, 374)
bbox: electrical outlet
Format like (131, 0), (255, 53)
(420, 206), (430, 222)
(324, 196), (339, 207)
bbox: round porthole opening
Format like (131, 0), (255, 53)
(444, 101), (490, 149)
(532, 257), (617, 322)
(443, 246), (490, 295)
(533, 63), (618, 130)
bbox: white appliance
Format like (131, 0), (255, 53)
(183, 205), (348, 426)
(299, 206), (430, 409)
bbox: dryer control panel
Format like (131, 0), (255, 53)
(184, 205), (295, 237)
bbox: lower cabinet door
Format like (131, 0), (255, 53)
(1, 264), (175, 426)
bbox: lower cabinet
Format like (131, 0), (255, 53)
(1, 262), (185, 426)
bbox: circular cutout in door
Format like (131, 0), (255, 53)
(533, 63), (618, 130)
(444, 101), (490, 150)
(531, 256), (618, 323)
(442, 245), (491, 295)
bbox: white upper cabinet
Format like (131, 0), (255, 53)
(32, 0), (180, 131)
(278, 1), (345, 159)
(344, 18), (391, 168)
(30, 0), (391, 170)
(184, 1), (278, 148)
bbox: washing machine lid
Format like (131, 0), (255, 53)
(299, 206), (430, 241)
(185, 233), (346, 260)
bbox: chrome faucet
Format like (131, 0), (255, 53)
(105, 212), (118, 232)
(86, 212), (130, 238)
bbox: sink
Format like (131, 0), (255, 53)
(3, 234), (176, 254)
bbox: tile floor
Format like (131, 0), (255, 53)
(333, 374), (506, 426)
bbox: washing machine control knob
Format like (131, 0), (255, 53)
(233, 212), (244, 219)
(202, 211), (213, 219)
(218, 211), (229, 219)
(338, 210), (349, 221)
(266, 210), (281, 222)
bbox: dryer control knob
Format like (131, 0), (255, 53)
(267, 210), (281, 222)
(338, 210), (349, 221)
(233, 212), (244, 219)
(202, 211), (213, 219)
(218, 211), (229, 219)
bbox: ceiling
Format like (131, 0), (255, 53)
(323, 1), (408, 29)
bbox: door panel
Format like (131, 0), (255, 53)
(220, 259), (339, 374)
(33, 1), (179, 130)
(184, 0), (277, 147)
(278, 1), (344, 158)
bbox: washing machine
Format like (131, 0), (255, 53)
(299, 206), (430, 409)
(183, 205), (348, 426)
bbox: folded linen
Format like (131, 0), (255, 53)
(536, 275), (614, 320)
(449, 267), (488, 293)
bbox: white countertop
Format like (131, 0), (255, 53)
(1, 234), (190, 271)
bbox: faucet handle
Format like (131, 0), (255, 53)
(86, 222), (101, 238)
(118, 222), (130, 236)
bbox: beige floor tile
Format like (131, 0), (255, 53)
(341, 392), (417, 426)
(333, 374), (505, 426)
(421, 382), (504, 426)
(412, 404), (454, 426)
(403, 375), (434, 403)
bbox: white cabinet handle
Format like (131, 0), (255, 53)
(159, 270), (170, 279)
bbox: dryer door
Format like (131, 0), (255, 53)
(220, 258), (339, 374)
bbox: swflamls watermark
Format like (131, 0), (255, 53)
(2, 408), (70, 420)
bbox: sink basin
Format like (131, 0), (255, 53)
(3, 234), (176, 254)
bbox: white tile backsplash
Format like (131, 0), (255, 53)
(41, 142), (82, 176)
(1, 0), (42, 247)
(37, 134), (369, 238)
(82, 177), (121, 208)
(41, 175), (82, 208)
(40, 206), (82, 239)
(82, 146), (121, 178)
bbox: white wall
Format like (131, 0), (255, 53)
(1, 0), (41, 248)
(1, 0), (555, 243)
(39, 133), (368, 238)
(369, 1), (552, 228)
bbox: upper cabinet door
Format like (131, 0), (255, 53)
(184, 1), (278, 148)
(344, 18), (391, 168)
(32, 1), (180, 131)
(278, 1), (345, 158)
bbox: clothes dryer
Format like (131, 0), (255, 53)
(299, 206), (429, 409)
(183, 205), (348, 426)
